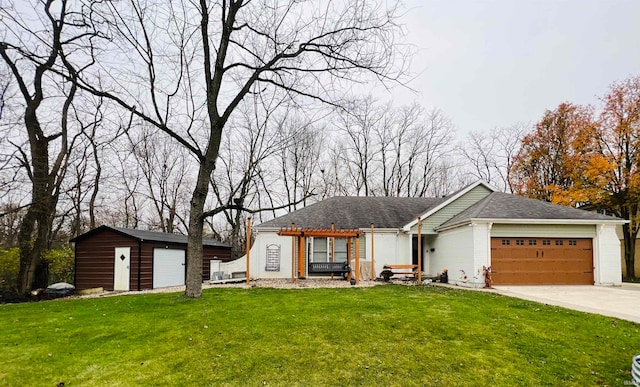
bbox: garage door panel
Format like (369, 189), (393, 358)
(153, 248), (186, 288)
(491, 238), (593, 285)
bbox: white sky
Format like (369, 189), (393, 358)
(383, 0), (640, 135)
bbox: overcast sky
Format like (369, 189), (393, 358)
(382, 0), (640, 135)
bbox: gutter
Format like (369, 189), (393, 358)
(436, 217), (628, 232)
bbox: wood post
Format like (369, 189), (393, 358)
(417, 218), (422, 283)
(346, 237), (352, 282)
(297, 234), (305, 278)
(246, 217), (251, 286)
(291, 223), (295, 282)
(355, 234), (360, 284)
(370, 223), (375, 280)
(331, 223), (335, 280)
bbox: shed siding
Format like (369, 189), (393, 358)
(74, 229), (137, 291)
(417, 185), (493, 232)
(74, 228), (232, 290)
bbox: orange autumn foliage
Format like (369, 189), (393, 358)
(509, 102), (597, 206)
(510, 75), (640, 279)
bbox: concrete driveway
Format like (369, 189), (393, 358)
(492, 283), (640, 324)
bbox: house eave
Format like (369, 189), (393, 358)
(435, 217), (628, 232)
(256, 226), (405, 233)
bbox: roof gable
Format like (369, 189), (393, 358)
(402, 181), (496, 231)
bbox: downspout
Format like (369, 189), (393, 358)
(137, 239), (142, 291)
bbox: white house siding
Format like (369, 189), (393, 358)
(415, 184), (493, 233)
(366, 231), (404, 277)
(472, 223), (491, 284)
(396, 233), (412, 265)
(220, 230), (294, 279)
(430, 225), (483, 287)
(595, 224), (622, 286)
(491, 224), (596, 238)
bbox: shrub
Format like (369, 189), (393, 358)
(0, 245), (75, 291)
(45, 244), (74, 285)
(0, 248), (19, 291)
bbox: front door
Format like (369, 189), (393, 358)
(412, 236), (426, 267)
(114, 247), (131, 291)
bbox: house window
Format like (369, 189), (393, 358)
(555, 240), (564, 246)
(542, 240), (551, 246)
(265, 244), (281, 271)
(501, 239), (510, 246)
(568, 240), (577, 246)
(528, 240), (537, 246)
(515, 240), (524, 246)
(312, 238), (328, 262)
(333, 238), (348, 262)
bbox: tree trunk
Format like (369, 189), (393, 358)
(622, 223), (637, 280)
(16, 106), (57, 293)
(185, 140), (219, 298)
(17, 192), (55, 292)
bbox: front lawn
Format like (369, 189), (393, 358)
(1, 285), (638, 386)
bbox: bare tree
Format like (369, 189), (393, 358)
(130, 128), (192, 233)
(459, 124), (528, 192)
(333, 97), (381, 195)
(330, 98), (456, 197)
(0, 0), (103, 292)
(74, 0), (408, 296)
(389, 106), (454, 197)
(277, 115), (325, 210)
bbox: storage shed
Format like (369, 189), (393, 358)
(71, 225), (232, 291)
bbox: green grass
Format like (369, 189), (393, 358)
(1, 285), (638, 386)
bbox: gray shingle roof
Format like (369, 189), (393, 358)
(71, 225), (230, 247)
(257, 196), (445, 229)
(438, 192), (622, 229)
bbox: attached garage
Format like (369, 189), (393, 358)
(491, 237), (594, 285)
(72, 225), (232, 291)
(434, 190), (625, 287)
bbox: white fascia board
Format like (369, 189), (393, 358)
(436, 217), (628, 232)
(361, 228), (403, 233)
(401, 180), (497, 231)
(253, 226), (283, 233)
(256, 226), (404, 234)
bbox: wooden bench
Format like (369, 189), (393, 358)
(380, 264), (418, 281)
(308, 262), (351, 277)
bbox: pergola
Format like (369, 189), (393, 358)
(277, 224), (366, 284)
(244, 218), (424, 285)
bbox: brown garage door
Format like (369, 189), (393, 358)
(491, 238), (593, 285)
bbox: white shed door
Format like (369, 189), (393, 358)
(114, 247), (131, 291)
(153, 249), (186, 288)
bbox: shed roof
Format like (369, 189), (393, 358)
(438, 192), (623, 229)
(70, 225), (231, 247)
(257, 196), (445, 229)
